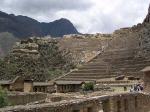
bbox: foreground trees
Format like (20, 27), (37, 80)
(0, 87), (8, 108)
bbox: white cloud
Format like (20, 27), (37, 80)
(0, 0), (149, 33)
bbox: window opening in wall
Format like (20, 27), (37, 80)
(124, 86), (127, 91)
(73, 110), (80, 112)
(117, 100), (121, 112)
(87, 107), (92, 112)
(135, 96), (138, 108)
(102, 99), (110, 112)
(124, 99), (128, 111)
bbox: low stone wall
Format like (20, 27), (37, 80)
(7, 92), (47, 105)
(1, 93), (150, 112)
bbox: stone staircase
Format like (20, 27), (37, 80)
(56, 47), (150, 82)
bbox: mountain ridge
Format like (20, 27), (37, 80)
(0, 11), (79, 38)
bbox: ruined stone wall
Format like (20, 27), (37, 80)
(1, 93), (150, 112)
(58, 35), (112, 64)
(7, 92), (47, 105)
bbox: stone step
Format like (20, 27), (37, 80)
(92, 56), (135, 62)
(112, 63), (150, 69)
(83, 62), (107, 66)
(79, 66), (108, 69)
(73, 69), (108, 73)
(110, 67), (142, 72)
(64, 75), (116, 79)
(69, 72), (109, 76)
(57, 78), (96, 81)
(111, 58), (149, 63)
(67, 73), (111, 77)
(59, 76), (114, 81)
(77, 68), (108, 73)
(83, 63), (107, 66)
(109, 71), (141, 76)
(99, 52), (135, 58)
(111, 60), (150, 66)
(105, 49), (137, 54)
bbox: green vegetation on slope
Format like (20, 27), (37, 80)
(82, 82), (94, 91)
(0, 38), (75, 81)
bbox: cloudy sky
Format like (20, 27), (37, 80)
(0, 0), (150, 33)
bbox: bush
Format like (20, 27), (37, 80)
(48, 69), (64, 79)
(0, 87), (8, 108)
(82, 82), (94, 91)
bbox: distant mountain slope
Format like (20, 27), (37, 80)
(0, 11), (79, 39)
(0, 32), (19, 57)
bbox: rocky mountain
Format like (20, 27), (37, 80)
(144, 4), (150, 23)
(0, 11), (79, 39)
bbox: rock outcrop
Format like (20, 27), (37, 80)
(144, 4), (150, 23)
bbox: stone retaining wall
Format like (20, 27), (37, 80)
(1, 93), (150, 112)
(7, 92), (47, 105)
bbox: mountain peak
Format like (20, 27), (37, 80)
(143, 4), (150, 23)
(0, 11), (79, 38)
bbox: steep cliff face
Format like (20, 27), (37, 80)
(144, 4), (150, 23)
(0, 11), (79, 39)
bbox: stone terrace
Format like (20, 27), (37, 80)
(56, 47), (150, 82)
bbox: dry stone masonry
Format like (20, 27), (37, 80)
(1, 93), (150, 112)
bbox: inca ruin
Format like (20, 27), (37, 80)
(0, 1), (150, 112)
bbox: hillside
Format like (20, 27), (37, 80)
(0, 33), (114, 81)
(1, 4), (150, 82)
(58, 34), (112, 65)
(0, 37), (74, 81)
(56, 4), (150, 82)
(0, 11), (79, 57)
(0, 11), (79, 38)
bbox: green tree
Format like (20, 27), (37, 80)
(82, 82), (94, 91)
(0, 87), (8, 108)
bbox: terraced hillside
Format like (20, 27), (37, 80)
(56, 47), (150, 82)
(56, 5), (150, 82)
(58, 34), (112, 65)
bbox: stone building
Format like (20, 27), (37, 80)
(0, 76), (24, 91)
(24, 79), (34, 92)
(141, 66), (150, 93)
(55, 81), (85, 93)
(33, 82), (55, 93)
(24, 80), (55, 93)
(0, 76), (55, 93)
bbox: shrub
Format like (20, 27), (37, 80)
(82, 82), (94, 91)
(48, 69), (64, 79)
(0, 87), (8, 108)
